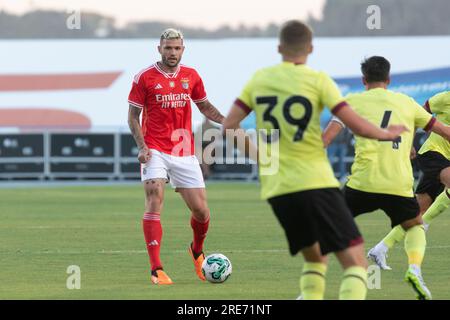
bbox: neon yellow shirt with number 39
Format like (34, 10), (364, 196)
(235, 62), (347, 200)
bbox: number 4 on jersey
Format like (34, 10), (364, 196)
(379, 110), (402, 149)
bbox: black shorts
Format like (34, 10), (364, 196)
(267, 188), (363, 256)
(343, 186), (420, 227)
(415, 151), (450, 200)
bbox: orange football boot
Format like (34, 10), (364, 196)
(188, 243), (206, 281)
(151, 269), (173, 285)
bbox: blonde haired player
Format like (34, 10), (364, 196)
(128, 28), (224, 285)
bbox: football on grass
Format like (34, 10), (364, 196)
(202, 253), (232, 283)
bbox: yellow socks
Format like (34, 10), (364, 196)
(339, 266), (367, 300)
(379, 189), (449, 251)
(404, 225), (426, 266)
(381, 225), (406, 249)
(300, 263), (368, 300)
(423, 189), (450, 225)
(300, 262), (327, 300)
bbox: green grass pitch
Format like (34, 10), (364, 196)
(1, 182), (449, 299)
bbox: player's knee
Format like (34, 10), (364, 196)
(401, 216), (423, 230)
(416, 193), (432, 215)
(440, 168), (450, 188)
(336, 243), (367, 269)
(191, 204), (210, 220)
(145, 186), (163, 204)
(301, 244), (324, 263)
(347, 256), (367, 269)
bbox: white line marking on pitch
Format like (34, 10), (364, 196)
(14, 246), (450, 255)
(96, 246), (450, 254)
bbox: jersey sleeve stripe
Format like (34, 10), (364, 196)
(424, 100), (432, 113)
(331, 101), (349, 115)
(193, 96), (208, 104)
(128, 100), (144, 108)
(235, 98), (252, 114)
(424, 116), (436, 132)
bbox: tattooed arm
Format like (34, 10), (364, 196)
(128, 104), (151, 163)
(196, 100), (225, 124)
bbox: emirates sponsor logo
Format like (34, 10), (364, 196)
(156, 93), (191, 108)
(156, 93), (190, 102)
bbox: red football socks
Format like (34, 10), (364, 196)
(190, 215), (210, 255)
(143, 212), (163, 271)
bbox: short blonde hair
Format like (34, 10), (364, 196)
(160, 28), (184, 41)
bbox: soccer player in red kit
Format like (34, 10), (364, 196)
(127, 28), (225, 285)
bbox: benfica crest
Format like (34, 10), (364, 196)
(181, 79), (189, 89)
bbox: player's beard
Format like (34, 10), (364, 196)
(162, 55), (180, 68)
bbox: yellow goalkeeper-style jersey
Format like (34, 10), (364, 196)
(345, 88), (434, 197)
(419, 91), (450, 159)
(236, 62), (346, 200)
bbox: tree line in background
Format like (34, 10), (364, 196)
(1, 0), (449, 39)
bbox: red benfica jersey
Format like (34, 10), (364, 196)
(128, 63), (207, 156)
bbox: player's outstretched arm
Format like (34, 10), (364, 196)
(322, 120), (344, 147)
(128, 105), (151, 163)
(335, 104), (408, 140)
(196, 100), (225, 124)
(223, 103), (258, 162)
(429, 120), (450, 142)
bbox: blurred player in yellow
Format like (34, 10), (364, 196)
(322, 57), (450, 300)
(367, 91), (450, 271)
(223, 21), (407, 300)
